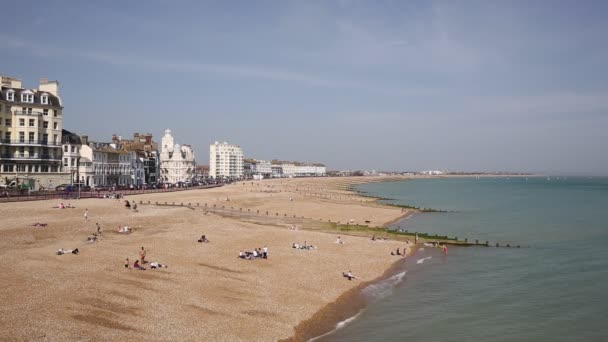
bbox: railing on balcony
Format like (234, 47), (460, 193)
(13, 110), (44, 116)
(0, 153), (61, 160)
(0, 139), (61, 146)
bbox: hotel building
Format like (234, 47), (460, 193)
(209, 141), (243, 179)
(0, 76), (69, 189)
(159, 129), (196, 184)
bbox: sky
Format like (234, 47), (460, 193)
(1, 0), (607, 174)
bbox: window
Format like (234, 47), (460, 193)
(29, 147), (34, 155)
(19, 118), (25, 126)
(4, 132), (10, 141)
(63, 158), (68, 167)
(43, 109), (48, 116)
(0, 104), (2, 112)
(43, 133), (48, 143)
(29, 119), (35, 127)
(6, 91), (14, 101)
(64, 145), (68, 152)
(5, 119), (10, 126)
(71, 158), (75, 166)
(71, 146), (75, 153)
(41, 95), (48, 105)
(53, 122), (58, 129)
(53, 110), (58, 117)
(53, 134), (57, 143)
(43, 121), (48, 129)
(19, 132), (24, 142)
(29, 132), (35, 142)
(21, 93), (34, 103)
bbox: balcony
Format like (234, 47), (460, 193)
(0, 153), (61, 160)
(0, 139), (61, 146)
(13, 110), (43, 116)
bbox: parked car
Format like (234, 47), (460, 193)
(55, 184), (72, 191)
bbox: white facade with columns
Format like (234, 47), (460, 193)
(159, 129), (196, 184)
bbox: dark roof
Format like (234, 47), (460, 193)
(0, 86), (61, 107)
(62, 129), (82, 145)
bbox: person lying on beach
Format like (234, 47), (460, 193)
(125, 200), (131, 208)
(343, 271), (356, 281)
(133, 260), (146, 270)
(30, 223), (48, 227)
(150, 262), (168, 269)
(371, 235), (376, 241)
(198, 235), (210, 243)
(57, 248), (79, 255)
(124, 258), (130, 268)
(335, 236), (344, 244)
(117, 226), (131, 233)
(86, 235), (98, 243)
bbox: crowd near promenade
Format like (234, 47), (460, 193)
(0, 176), (424, 341)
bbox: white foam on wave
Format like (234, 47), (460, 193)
(417, 256), (432, 264)
(361, 271), (407, 300)
(308, 311), (363, 342)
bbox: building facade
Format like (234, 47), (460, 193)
(77, 140), (132, 188)
(209, 141), (243, 179)
(113, 133), (160, 186)
(159, 129), (196, 184)
(0, 76), (69, 190)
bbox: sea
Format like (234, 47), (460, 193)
(316, 177), (608, 342)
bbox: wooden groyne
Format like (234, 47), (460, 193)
(136, 200), (522, 248)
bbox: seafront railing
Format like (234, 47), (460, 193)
(0, 184), (224, 203)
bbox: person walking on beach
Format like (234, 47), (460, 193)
(415, 233), (418, 244)
(84, 209), (88, 221)
(443, 244), (448, 255)
(139, 247), (147, 264)
(96, 222), (102, 235)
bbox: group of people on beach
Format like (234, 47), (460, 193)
(125, 246), (168, 270)
(239, 246), (268, 260)
(390, 248), (407, 256)
(55, 203), (75, 209)
(124, 200), (138, 211)
(292, 241), (316, 250)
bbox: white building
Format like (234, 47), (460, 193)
(281, 163), (296, 176)
(77, 139), (132, 188)
(209, 141), (243, 179)
(0, 76), (70, 190)
(252, 159), (272, 178)
(159, 129), (196, 184)
(295, 165), (326, 177)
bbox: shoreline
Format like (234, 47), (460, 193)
(284, 246), (415, 342)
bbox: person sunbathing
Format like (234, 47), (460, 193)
(197, 235), (210, 243)
(31, 223), (48, 227)
(117, 226), (131, 233)
(124, 258), (130, 268)
(133, 260), (146, 270)
(87, 235), (98, 243)
(238, 251), (245, 259)
(335, 236), (344, 244)
(57, 248), (79, 255)
(343, 271), (356, 280)
(150, 262), (168, 269)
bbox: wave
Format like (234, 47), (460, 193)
(361, 271), (407, 301)
(417, 256), (432, 264)
(309, 311), (363, 342)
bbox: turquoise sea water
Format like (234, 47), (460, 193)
(318, 177), (608, 342)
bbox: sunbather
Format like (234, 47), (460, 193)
(57, 248), (79, 255)
(343, 271), (356, 280)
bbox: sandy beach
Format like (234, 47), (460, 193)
(0, 176), (418, 341)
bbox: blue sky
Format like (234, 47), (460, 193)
(1, 0), (607, 174)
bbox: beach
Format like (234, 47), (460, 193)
(0, 176), (417, 341)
